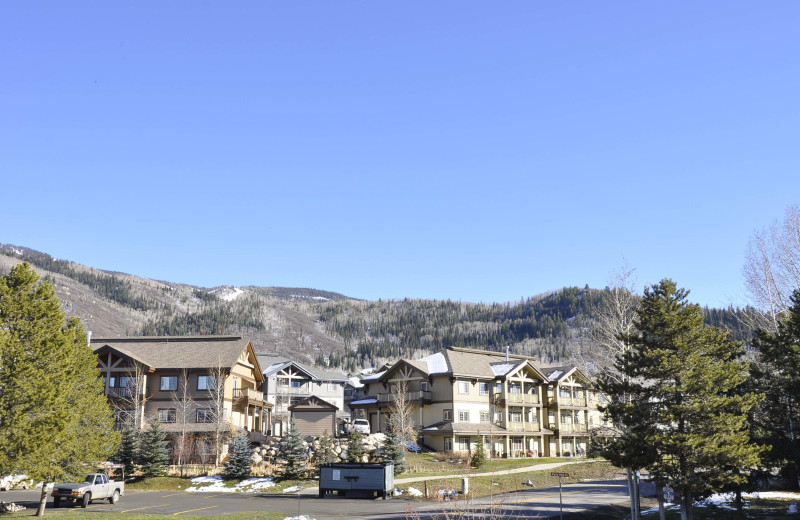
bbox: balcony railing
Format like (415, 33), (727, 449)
(505, 422), (542, 432)
(276, 385), (310, 395)
(503, 392), (540, 404)
(234, 388), (265, 404)
(556, 396), (588, 407)
(557, 423), (589, 433)
(106, 387), (136, 399)
(377, 390), (432, 403)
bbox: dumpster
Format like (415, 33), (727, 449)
(319, 462), (394, 499)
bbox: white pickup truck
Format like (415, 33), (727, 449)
(51, 466), (124, 508)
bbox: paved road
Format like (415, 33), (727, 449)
(0, 479), (630, 519)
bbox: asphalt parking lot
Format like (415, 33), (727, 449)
(0, 479), (630, 519)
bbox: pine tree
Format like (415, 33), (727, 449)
(278, 419), (307, 480)
(139, 420), (170, 477)
(115, 421), (139, 476)
(0, 263), (119, 516)
(224, 430), (252, 480)
(383, 422), (406, 474)
(316, 430), (335, 474)
(471, 438), (487, 469)
(347, 428), (366, 463)
(603, 279), (762, 520)
(751, 289), (800, 489)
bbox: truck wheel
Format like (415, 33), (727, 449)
(109, 490), (120, 504)
(82, 492), (91, 508)
(53, 497), (61, 508)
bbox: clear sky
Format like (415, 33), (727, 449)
(2, 1), (799, 307)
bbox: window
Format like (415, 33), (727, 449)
(598, 392), (606, 403)
(158, 409), (176, 423)
(513, 438), (523, 451)
(420, 381), (429, 391)
(458, 381), (469, 394)
(443, 409), (453, 421)
(291, 380), (304, 389)
(495, 382), (502, 393)
(327, 382), (337, 391)
(458, 410), (470, 422)
(559, 387), (569, 397)
(444, 438), (452, 451)
(509, 384), (521, 394)
(459, 437), (471, 451)
(561, 413), (572, 424)
(510, 411), (522, 423)
(198, 375), (215, 390)
(480, 411), (490, 423)
(479, 382), (489, 395)
(196, 409), (214, 423)
(160, 376), (177, 391)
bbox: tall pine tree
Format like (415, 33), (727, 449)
(139, 420), (170, 477)
(383, 422), (406, 474)
(115, 421), (139, 477)
(347, 428), (366, 463)
(224, 430), (252, 480)
(751, 289), (800, 489)
(278, 419), (307, 480)
(602, 279), (762, 520)
(0, 263), (119, 516)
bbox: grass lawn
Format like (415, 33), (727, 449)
(403, 452), (571, 477)
(395, 460), (621, 499)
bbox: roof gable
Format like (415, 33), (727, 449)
(288, 395), (338, 411)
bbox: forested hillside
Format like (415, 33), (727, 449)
(0, 243), (753, 374)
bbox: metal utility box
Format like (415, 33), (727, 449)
(319, 462), (394, 499)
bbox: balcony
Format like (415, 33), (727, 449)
(497, 392), (540, 405)
(275, 385), (311, 396)
(234, 388), (265, 406)
(377, 390), (431, 404)
(557, 423), (589, 433)
(106, 387), (136, 399)
(556, 395), (588, 407)
(505, 422), (542, 433)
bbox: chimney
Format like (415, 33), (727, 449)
(87, 330), (92, 346)
(505, 345), (509, 361)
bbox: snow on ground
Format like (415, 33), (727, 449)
(219, 287), (244, 302)
(282, 485), (302, 493)
(0, 475), (29, 491)
(407, 487), (423, 497)
(186, 476), (275, 493)
(643, 491), (800, 515)
(283, 516), (316, 520)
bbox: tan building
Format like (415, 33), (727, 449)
(352, 347), (603, 458)
(93, 336), (271, 451)
(289, 396), (338, 438)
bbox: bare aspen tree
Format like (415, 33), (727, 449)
(388, 380), (417, 443)
(207, 360), (230, 467)
(744, 205), (800, 332)
(111, 361), (147, 431)
(171, 368), (195, 475)
(585, 264), (640, 383)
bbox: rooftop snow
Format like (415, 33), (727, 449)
(361, 370), (386, 381)
(491, 362), (518, 377)
(419, 352), (448, 374)
(348, 377), (364, 388)
(548, 370), (563, 381)
(349, 398), (377, 405)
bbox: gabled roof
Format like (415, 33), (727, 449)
(377, 359), (431, 383)
(288, 395), (338, 411)
(256, 353), (348, 382)
(542, 366), (590, 384)
(92, 336), (263, 383)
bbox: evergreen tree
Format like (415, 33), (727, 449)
(0, 263), (119, 516)
(602, 279), (762, 520)
(470, 438), (487, 469)
(316, 430), (335, 474)
(347, 428), (366, 463)
(115, 421), (139, 477)
(751, 289), (800, 489)
(139, 420), (170, 477)
(278, 419), (307, 480)
(224, 430), (252, 480)
(383, 423), (406, 474)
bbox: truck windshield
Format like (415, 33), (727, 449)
(83, 475), (94, 483)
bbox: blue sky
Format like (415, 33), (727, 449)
(2, 1), (799, 307)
